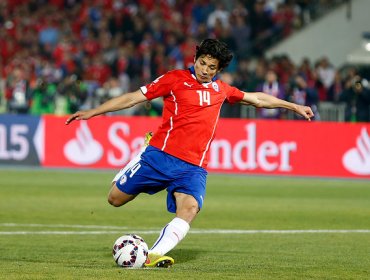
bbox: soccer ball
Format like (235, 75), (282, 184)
(112, 234), (148, 268)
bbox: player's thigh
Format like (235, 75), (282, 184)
(109, 151), (144, 207)
(108, 182), (137, 207)
(109, 152), (167, 207)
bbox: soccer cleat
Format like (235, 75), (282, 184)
(144, 132), (153, 147)
(144, 253), (174, 268)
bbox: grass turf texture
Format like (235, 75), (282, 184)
(0, 169), (369, 279)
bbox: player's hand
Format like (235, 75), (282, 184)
(296, 105), (314, 121)
(65, 110), (95, 125)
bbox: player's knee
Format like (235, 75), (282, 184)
(108, 195), (122, 207)
(174, 192), (199, 222)
(177, 202), (199, 223)
(108, 185), (136, 207)
(185, 203), (199, 215)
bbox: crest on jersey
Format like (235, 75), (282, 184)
(120, 175), (127, 185)
(212, 82), (219, 92)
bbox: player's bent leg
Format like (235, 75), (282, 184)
(173, 192), (199, 224)
(146, 192), (196, 268)
(107, 183), (137, 207)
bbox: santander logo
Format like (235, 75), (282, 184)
(64, 121), (103, 165)
(342, 127), (370, 175)
(209, 123), (297, 172)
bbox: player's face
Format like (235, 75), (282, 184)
(194, 55), (220, 83)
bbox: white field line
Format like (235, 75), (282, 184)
(1, 230), (370, 235)
(0, 223), (369, 235)
(0, 231), (158, 235)
(0, 223), (129, 230)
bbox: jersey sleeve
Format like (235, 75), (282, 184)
(140, 71), (176, 100)
(221, 81), (244, 104)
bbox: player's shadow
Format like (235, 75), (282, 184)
(170, 248), (203, 264)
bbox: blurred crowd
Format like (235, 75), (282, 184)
(219, 56), (370, 122)
(1, 0), (369, 122)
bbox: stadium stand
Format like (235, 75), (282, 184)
(0, 0), (368, 122)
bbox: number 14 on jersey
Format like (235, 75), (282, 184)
(197, 90), (211, 106)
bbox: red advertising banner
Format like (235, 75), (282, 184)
(43, 115), (161, 169)
(43, 115), (370, 179)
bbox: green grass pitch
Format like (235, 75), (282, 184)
(0, 168), (369, 279)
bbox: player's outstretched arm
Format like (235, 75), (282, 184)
(65, 89), (147, 125)
(240, 91), (314, 121)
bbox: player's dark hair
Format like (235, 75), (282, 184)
(195, 39), (233, 70)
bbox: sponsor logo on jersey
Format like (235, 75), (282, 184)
(184, 82), (193, 87)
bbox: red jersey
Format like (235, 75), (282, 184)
(140, 68), (244, 168)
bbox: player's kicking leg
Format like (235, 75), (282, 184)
(108, 184), (137, 207)
(108, 132), (153, 206)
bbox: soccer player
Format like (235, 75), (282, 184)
(65, 39), (314, 268)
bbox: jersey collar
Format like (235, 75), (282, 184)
(188, 66), (218, 83)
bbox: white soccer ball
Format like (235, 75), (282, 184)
(112, 234), (148, 268)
